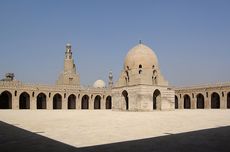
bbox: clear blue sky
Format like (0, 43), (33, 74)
(0, 0), (230, 86)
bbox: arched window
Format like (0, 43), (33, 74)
(139, 70), (142, 74)
(122, 90), (128, 110)
(139, 64), (142, 68)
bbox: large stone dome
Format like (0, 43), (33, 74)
(93, 79), (106, 88)
(124, 43), (158, 70)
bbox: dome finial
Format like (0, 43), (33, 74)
(139, 40), (142, 44)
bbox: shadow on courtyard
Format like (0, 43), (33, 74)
(0, 121), (230, 152)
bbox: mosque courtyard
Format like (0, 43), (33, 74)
(1, 110), (230, 152)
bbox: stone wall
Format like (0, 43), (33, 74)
(0, 81), (112, 110)
(175, 83), (230, 109)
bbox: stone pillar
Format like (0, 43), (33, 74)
(12, 95), (19, 109)
(101, 97), (106, 110)
(179, 97), (183, 109)
(47, 97), (53, 110)
(191, 98), (196, 109)
(205, 95), (211, 109)
(30, 97), (36, 110)
(220, 92), (226, 109)
(77, 95), (81, 109)
(89, 96), (94, 110)
(62, 96), (67, 110)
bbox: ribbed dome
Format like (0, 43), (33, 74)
(93, 80), (106, 88)
(124, 44), (158, 70)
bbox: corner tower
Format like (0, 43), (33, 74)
(56, 43), (80, 86)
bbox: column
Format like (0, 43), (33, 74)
(30, 97), (36, 110)
(89, 97), (94, 110)
(179, 97), (183, 109)
(62, 96), (67, 110)
(220, 92), (227, 109)
(12, 95), (19, 109)
(101, 97), (106, 110)
(47, 97), (53, 110)
(191, 97), (196, 109)
(77, 94), (81, 109)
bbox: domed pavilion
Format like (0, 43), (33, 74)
(112, 42), (175, 111)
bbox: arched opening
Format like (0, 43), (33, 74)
(184, 94), (191, 109)
(153, 89), (161, 110)
(81, 95), (89, 109)
(122, 90), (128, 110)
(139, 70), (142, 74)
(106, 96), (112, 109)
(53, 93), (62, 109)
(139, 64), (142, 68)
(211, 92), (220, 109)
(196, 94), (204, 109)
(152, 70), (157, 85)
(0, 91), (12, 109)
(94, 95), (101, 109)
(19, 92), (30, 109)
(175, 95), (178, 109)
(68, 94), (76, 109)
(37, 93), (46, 109)
(227, 92), (230, 109)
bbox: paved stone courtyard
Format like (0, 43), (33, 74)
(1, 110), (230, 149)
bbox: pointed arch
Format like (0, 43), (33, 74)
(0, 91), (12, 109)
(94, 95), (101, 109)
(211, 92), (220, 109)
(68, 94), (76, 109)
(106, 96), (112, 109)
(175, 95), (178, 109)
(227, 92), (230, 109)
(19, 92), (30, 109)
(153, 89), (161, 110)
(122, 90), (129, 110)
(53, 93), (62, 109)
(81, 95), (89, 109)
(196, 93), (204, 109)
(37, 93), (46, 109)
(184, 94), (191, 109)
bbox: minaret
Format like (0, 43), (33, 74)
(56, 43), (80, 86)
(64, 43), (76, 74)
(108, 71), (113, 88)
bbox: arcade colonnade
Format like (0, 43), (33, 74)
(0, 82), (112, 110)
(175, 84), (230, 109)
